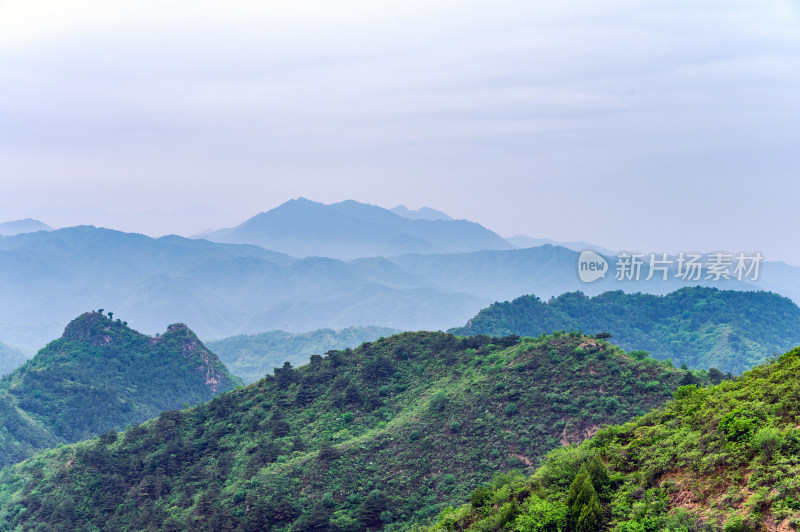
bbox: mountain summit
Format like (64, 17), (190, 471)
(0, 218), (52, 236)
(389, 204), (453, 221)
(203, 198), (513, 259)
(0, 312), (241, 467)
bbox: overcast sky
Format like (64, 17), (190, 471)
(1, 1), (798, 263)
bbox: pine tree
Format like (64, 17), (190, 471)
(586, 455), (610, 494)
(575, 494), (603, 532)
(359, 489), (390, 527)
(566, 464), (603, 531)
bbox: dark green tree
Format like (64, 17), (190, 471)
(359, 489), (390, 527)
(566, 464), (603, 531)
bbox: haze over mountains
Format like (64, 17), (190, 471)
(0, 341), (26, 377)
(389, 205), (453, 221)
(2, 199), (800, 531)
(0, 218), (52, 236)
(0, 225), (484, 351)
(207, 326), (401, 384)
(203, 198), (515, 260)
(2, 199), (800, 355)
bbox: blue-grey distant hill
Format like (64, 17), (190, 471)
(2, 224), (799, 353)
(0, 218), (52, 236)
(506, 234), (616, 256)
(0, 341), (26, 377)
(207, 326), (401, 384)
(203, 198), (514, 259)
(389, 204), (453, 221)
(0, 226), (485, 350)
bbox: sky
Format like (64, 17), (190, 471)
(1, 0), (799, 263)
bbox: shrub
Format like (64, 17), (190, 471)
(719, 409), (761, 444)
(430, 391), (448, 412)
(724, 515), (755, 532)
(751, 426), (782, 458)
(321, 493), (336, 508)
(604, 397), (619, 413)
(450, 421), (462, 433)
(471, 485), (491, 508)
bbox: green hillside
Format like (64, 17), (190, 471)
(207, 326), (401, 383)
(0, 312), (241, 468)
(0, 331), (711, 531)
(426, 344), (800, 531)
(450, 287), (800, 374)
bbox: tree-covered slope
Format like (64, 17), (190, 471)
(0, 331), (710, 531)
(426, 344), (800, 532)
(450, 287), (800, 374)
(0, 312), (241, 468)
(207, 326), (401, 383)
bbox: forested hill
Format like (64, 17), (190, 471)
(0, 312), (241, 468)
(427, 345), (800, 531)
(0, 331), (711, 531)
(450, 287), (800, 374)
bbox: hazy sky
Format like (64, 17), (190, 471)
(1, 1), (798, 262)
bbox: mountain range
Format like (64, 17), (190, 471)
(0, 225), (484, 351)
(0, 330), (711, 530)
(2, 219), (800, 353)
(0, 312), (240, 468)
(202, 198), (515, 260)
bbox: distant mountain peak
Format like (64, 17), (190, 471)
(0, 218), (53, 236)
(390, 204), (453, 221)
(204, 198), (511, 259)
